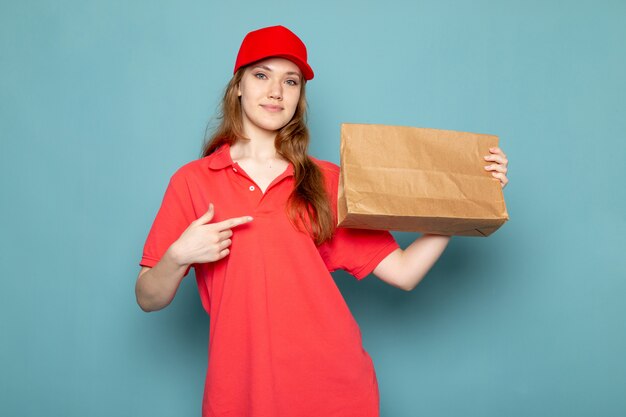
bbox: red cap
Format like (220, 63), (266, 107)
(234, 25), (314, 81)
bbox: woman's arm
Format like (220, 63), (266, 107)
(373, 235), (451, 291)
(135, 252), (190, 313)
(373, 147), (509, 291)
(135, 204), (253, 312)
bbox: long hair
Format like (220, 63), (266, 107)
(201, 67), (335, 245)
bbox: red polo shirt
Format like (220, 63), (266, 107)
(140, 144), (399, 417)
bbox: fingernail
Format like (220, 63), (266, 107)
(247, 216), (253, 221)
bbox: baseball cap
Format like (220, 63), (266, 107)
(233, 25), (314, 81)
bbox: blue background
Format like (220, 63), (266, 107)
(2, 0), (625, 416)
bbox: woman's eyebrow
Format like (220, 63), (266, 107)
(252, 65), (301, 78)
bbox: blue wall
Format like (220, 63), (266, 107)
(2, 1), (625, 416)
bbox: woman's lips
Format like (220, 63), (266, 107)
(261, 104), (283, 112)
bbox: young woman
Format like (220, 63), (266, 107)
(136, 25), (509, 417)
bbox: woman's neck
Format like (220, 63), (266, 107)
(231, 139), (279, 159)
(231, 127), (282, 161)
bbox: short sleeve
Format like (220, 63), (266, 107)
(318, 227), (399, 280)
(140, 170), (196, 276)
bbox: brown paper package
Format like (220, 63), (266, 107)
(337, 123), (509, 236)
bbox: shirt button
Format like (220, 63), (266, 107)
(249, 185), (255, 191)
(233, 167), (237, 172)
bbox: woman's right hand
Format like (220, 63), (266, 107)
(169, 203), (253, 266)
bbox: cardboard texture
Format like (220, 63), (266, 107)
(338, 123), (509, 236)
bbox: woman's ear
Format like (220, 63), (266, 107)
(237, 82), (241, 97)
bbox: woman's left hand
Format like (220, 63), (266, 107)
(483, 147), (509, 188)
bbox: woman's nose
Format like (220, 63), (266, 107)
(268, 80), (283, 100)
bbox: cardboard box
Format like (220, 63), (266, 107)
(337, 123), (509, 236)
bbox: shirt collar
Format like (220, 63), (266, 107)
(207, 143), (235, 170)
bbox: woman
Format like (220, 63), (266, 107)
(136, 25), (509, 417)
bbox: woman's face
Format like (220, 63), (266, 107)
(237, 57), (303, 136)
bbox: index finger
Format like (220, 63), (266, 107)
(212, 216), (254, 231)
(489, 147), (506, 157)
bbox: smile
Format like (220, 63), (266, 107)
(260, 104), (283, 112)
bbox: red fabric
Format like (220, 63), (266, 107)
(234, 25), (314, 80)
(140, 144), (399, 417)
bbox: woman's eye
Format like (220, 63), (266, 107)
(286, 79), (299, 86)
(254, 73), (267, 80)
